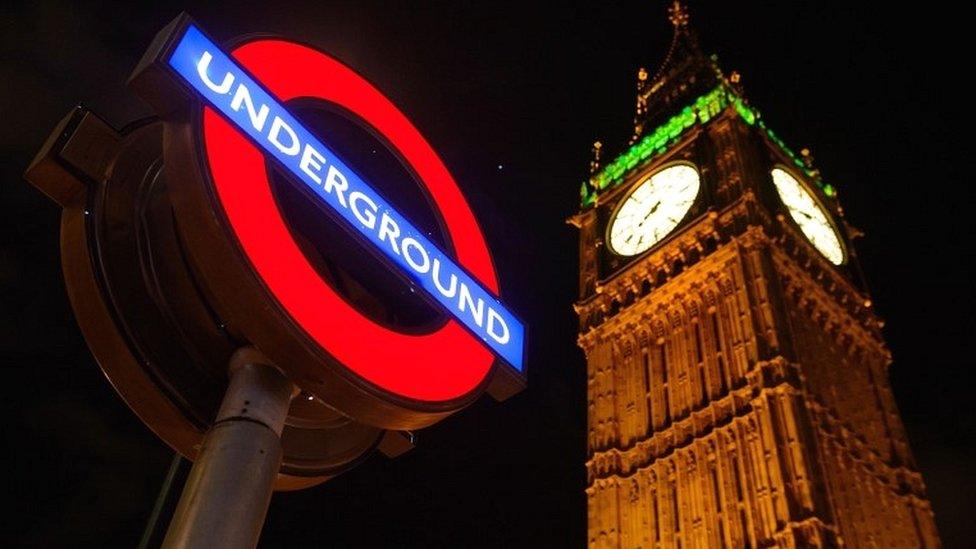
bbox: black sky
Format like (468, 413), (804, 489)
(2, 1), (973, 547)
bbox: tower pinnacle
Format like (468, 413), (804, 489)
(668, 0), (690, 28)
(631, 1), (709, 142)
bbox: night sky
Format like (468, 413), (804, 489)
(2, 2), (973, 547)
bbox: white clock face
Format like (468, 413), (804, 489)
(770, 168), (844, 265)
(608, 164), (700, 256)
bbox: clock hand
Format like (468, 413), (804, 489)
(637, 201), (662, 227)
(797, 209), (821, 224)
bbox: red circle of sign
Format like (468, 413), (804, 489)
(202, 40), (495, 402)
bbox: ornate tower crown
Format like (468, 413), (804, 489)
(578, 1), (836, 213)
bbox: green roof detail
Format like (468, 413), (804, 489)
(580, 86), (836, 207)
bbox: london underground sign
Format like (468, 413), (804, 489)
(25, 13), (526, 542)
(26, 12), (527, 497)
(121, 13), (526, 416)
(168, 25), (525, 377)
(25, 9), (526, 547)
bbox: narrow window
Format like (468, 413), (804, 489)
(663, 392), (670, 424)
(712, 465), (726, 542)
(711, 465), (722, 511)
(642, 350), (651, 395)
(699, 363), (709, 402)
(642, 350), (653, 431)
(711, 311), (723, 351)
(652, 490), (660, 542)
(695, 322), (709, 402)
(672, 483), (680, 533)
(741, 508), (750, 548)
(731, 454), (743, 501)
(694, 322), (704, 362)
(717, 354), (728, 392)
(660, 343), (670, 424)
(660, 343), (669, 383)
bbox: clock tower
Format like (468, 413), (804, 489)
(570, 3), (941, 547)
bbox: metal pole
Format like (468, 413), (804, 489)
(162, 348), (295, 549)
(138, 452), (185, 549)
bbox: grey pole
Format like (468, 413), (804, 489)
(138, 452), (184, 549)
(162, 348), (295, 549)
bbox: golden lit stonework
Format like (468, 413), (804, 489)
(572, 4), (940, 547)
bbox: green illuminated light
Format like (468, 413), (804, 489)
(580, 85), (836, 207)
(733, 96), (755, 125)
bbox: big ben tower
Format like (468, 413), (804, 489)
(571, 3), (941, 547)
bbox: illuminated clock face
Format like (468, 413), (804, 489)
(770, 167), (844, 265)
(608, 164), (700, 256)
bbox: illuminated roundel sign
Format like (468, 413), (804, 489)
(131, 17), (524, 423)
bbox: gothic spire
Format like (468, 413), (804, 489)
(649, 1), (705, 90)
(632, 1), (714, 142)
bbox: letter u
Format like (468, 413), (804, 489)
(432, 258), (458, 298)
(197, 51), (234, 94)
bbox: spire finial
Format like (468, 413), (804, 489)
(631, 68), (649, 142)
(668, 0), (690, 28)
(589, 141), (603, 175)
(799, 147), (821, 179)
